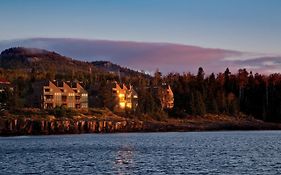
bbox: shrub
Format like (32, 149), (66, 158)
(49, 106), (78, 118)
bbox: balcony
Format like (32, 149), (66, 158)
(44, 99), (53, 103)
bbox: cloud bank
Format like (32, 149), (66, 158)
(0, 38), (280, 74)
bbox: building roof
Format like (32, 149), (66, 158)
(61, 82), (75, 93)
(0, 78), (10, 84)
(47, 81), (62, 93)
(74, 82), (88, 94)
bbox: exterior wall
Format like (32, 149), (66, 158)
(0, 79), (12, 93)
(73, 83), (88, 109)
(160, 85), (174, 109)
(129, 87), (138, 110)
(0, 79), (13, 110)
(41, 81), (88, 109)
(112, 82), (138, 112)
(60, 82), (76, 108)
(42, 81), (61, 109)
(112, 83), (125, 111)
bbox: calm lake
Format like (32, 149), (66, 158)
(1, 131), (281, 174)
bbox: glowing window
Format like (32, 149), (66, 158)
(118, 94), (125, 98)
(119, 102), (125, 108)
(126, 103), (132, 108)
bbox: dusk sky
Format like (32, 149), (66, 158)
(1, 0), (281, 54)
(0, 0), (281, 74)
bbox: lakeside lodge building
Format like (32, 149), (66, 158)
(30, 80), (173, 112)
(32, 80), (88, 109)
(112, 82), (138, 112)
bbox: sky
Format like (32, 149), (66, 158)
(0, 0), (281, 54)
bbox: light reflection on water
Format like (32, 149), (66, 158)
(1, 131), (281, 174)
(114, 145), (134, 175)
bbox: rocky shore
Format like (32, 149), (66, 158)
(1, 113), (281, 136)
(0, 117), (146, 136)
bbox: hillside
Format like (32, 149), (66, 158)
(0, 47), (148, 79)
(92, 61), (151, 78)
(0, 47), (96, 73)
(0, 38), (245, 74)
(1, 47), (281, 134)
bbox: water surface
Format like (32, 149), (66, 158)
(1, 131), (281, 174)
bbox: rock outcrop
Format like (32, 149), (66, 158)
(1, 114), (281, 136)
(0, 117), (144, 136)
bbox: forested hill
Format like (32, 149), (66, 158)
(92, 61), (150, 78)
(2, 47), (281, 124)
(0, 47), (96, 73)
(0, 47), (147, 79)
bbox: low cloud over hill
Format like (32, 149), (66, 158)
(0, 38), (279, 74)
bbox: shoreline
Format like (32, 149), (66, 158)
(1, 113), (281, 136)
(2, 129), (281, 137)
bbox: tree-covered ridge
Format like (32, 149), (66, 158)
(1, 47), (281, 123)
(0, 47), (96, 73)
(165, 68), (281, 122)
(0, 47), (153, 114)
(0, 47), (149, 81)
(92, 61), (150, 78)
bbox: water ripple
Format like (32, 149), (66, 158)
(1, 131), (281, 174)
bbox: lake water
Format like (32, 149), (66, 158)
(1, 131), (281, 175)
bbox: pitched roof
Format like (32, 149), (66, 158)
(47, 81), (61, 93)
(62, 82), (75, 93)
(0, 78), (10, 84)
(76, 82), (87, 94)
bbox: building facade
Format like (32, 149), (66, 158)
(159, 84), (174, 109)
(112, 82), (138, 112)
(0, 78), (13, 92)
(34, 81), (88, 109)
(0, 78), (13, 111)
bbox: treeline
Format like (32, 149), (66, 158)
(164, 67), (281, 122)
(2, 47), (281, 122)
(2, 64), (281, 122)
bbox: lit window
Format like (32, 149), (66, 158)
(126, 103), (132, 108)
(68, 103), (74, 108)
(82, 104), (88, 108)
(68, 93), (75, 96)
(82, 93), (88, 97)
(118, 93), (125, 98)
(119, 102), (125, 108)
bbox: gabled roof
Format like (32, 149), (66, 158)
(46, 81), (61, 93)
(113, 81), (122, 91)
(76, 82), (87, 94)
(61, 82), (75, 93)
(167, 85), (173, 93)
(122, 84), (128, 90)
(0, 78), (10, 84)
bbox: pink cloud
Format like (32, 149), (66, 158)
(1, 38), (280, 74)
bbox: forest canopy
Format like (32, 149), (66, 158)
(1, 47), (281, 122)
